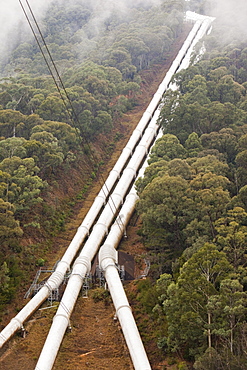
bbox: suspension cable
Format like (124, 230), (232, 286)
(19, 0), (125, 231)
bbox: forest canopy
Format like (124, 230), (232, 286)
(1, 1), (247, 368)
(0, 0), (185, 314)
(136, 10), (247, 368)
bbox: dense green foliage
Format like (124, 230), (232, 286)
(136, 15), (247, 369)
(2, 1), (246, 368)
(0, 1), (185, 313)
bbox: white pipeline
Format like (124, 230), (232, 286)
(98, 173), (152, 369)
(0, 13), (214, 367)
(100, 245), (151, 370)
(35, 14), (215, 370)
(35, 109), (161, 370)
(0, 38), (167, 350)
(34, 16), (209, 366)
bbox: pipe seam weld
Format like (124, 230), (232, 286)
(111, 192), (124, 202)
(125, 167), (136, 176)
(10, 317), (23, 328)
(78, 225), (89, 235)
(99, 245), (117, 266)
(110, 169), (121, 177)
(123, 146), (133, 154)
(73, 256), (91, 273)
(57, 260), (70, 270)
(116, 304), (132, 317)
(101, 262), (117, 271)
(94, 222), (108, 233)
(0, 333), (7, 341)
(70, 272), (84, 281)
(53, 313), (69, 325)
(50, 270), (64, 281)
(44, 281), (53, 294)
(96, 194), (107, 201)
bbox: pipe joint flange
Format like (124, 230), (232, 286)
(73, 256), (91, 274)
(125, 191), (138, 202)
(101, 261), (117, 272)
(116, 304), (132, 317)
(99, 244), (117, 268)
(138, 144), (148, 155)
(78, 225), (90, 235)
(0, 333), (7, 342)
(112, 192), (124, 204)
(146, 126), (156, 135)
(94, 222), (108, 234)
(123, 146), (133, 155)
(71, 272), (84, 281)
(96, 193), (107, 203)
(57, 260), (70, 271)
(125, 166), (136, 177)
(133, 128), (142, 135)
(47, 271), (64, 288)
(53, 313), (70, 325)
(44, 281), (53, 294)
(10, 317), (23, 329)
(111, 168), (121, 178)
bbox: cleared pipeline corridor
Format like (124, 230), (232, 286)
(0, 11), (215, 370)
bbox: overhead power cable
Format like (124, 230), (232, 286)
(18, 0), (125, 231)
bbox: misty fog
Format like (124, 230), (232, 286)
(0, 0), (164, 70)
(209, 0), (247, 42)
(1, 0), (247, 72)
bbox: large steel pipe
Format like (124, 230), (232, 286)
(1, 11), (191, 349)
(0, 55), (161, 351)
(98, 188), (151, 369)
(179, 16), (215, 71)
(35, 14), (215, 370)
(36, 126), (155, 370)
(35, 110), (161, 370)
(0, 12), (214, 363)
(100, 245), (151, 370)
(96, 132), (161, 369)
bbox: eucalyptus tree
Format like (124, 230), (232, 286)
(0, 198), (23, 251)
(215, 207), (247, 270)
(148, 134), (186, 164)
(137, 173), (193, 252)
(0, 156), (44, 214)
(163, 243), (233, 357)
(0, 137), (27, 160)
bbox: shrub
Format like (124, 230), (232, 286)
(91, 287), (110, 304)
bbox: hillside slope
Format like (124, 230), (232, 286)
(0, 26), (191, 370)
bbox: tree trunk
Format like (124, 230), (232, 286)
(208, 311), (212, 349)
(230, 317), (234, 353)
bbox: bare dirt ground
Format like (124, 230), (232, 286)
(0, 25), (191, 370)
